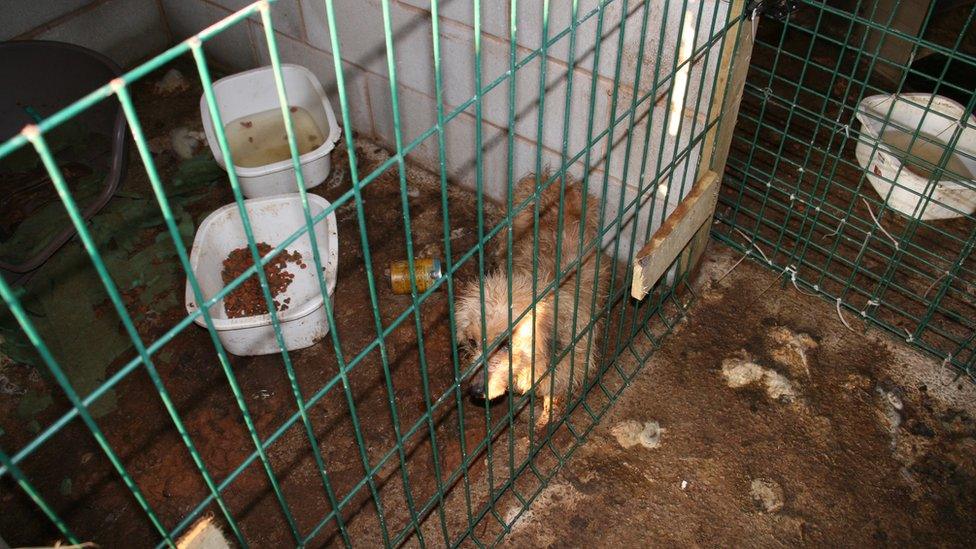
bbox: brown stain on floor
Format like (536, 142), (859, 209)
(501, 244), (976, 548)
(1, 54), (975, 547)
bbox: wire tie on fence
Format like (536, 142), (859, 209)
(715, 249), (751, 285)
(762, 87), (773, 103)
(903, 328), (915, 344)
(733, 227), (772, 264)
(861, 298), (880, 317)
(862, 198), (899, 250)
(934, 118), (965, 141)
(922, 271), (950, 299)
(836, 298), (856, 333)
(822, 218), (845, 240)
(786, 264), (819, 297)
(938, 354), (961, 387)
(789, 193), (796, 202)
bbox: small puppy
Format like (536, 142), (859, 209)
(455, 172), (610, 428)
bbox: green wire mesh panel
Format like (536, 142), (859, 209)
(716, 0), (976, 379)
(0, 0), (745, 546)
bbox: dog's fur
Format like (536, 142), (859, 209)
(455, 173), (610, 427)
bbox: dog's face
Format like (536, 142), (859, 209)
(455, 272), (550, 400)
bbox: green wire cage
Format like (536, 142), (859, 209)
(1, 0), (973, 546)
(715, 0), (976, 378)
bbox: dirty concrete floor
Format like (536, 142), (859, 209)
(502, 243), (976, 548)
(3, 54), (976, 547)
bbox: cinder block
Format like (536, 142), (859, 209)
(251, 24), (373, 138)
(3, 0), (91, 41)
(302, 0), (434, 89)
(398, 0), (509, 40)
(367, 73), (439, 166)
(39, 0), (168, 67)
(209, 0), (305, 40)
(162, 0), (256, 70)
(605, 82), (707, 207)
(442, 110), (508, 201)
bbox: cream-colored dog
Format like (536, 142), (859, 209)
(455, 173), (610, 427)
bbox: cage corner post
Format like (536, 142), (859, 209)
(631, 0), (758, 300)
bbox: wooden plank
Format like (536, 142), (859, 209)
(177, 517), (230, 549)
(631, 170), (719, 299)
(675, 3), (757, 288)
(698, 0), (755, 173)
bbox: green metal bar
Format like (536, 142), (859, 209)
(0, 445), (78, 544)
(377, 0), (441, 544)
(257, 6), (353, 545)
(603, 0), (663, 360)
(320, 0), (399, 544)
(553, 0), (582, 430)
(502, 0), (528, 509)
(113, 81), (248, 548)
(571, 0), (612, 423)
(8, 128), (173, 546)
(191, 40), (303, 544)
(469, 0), (507, 537)
(429, 0), (478, 539)
(590, 0), (635, 387)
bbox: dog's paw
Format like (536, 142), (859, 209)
(532, 395), (558, 431)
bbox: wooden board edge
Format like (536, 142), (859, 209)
(631, 171), (720, 300)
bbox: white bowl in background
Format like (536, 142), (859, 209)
(185, 194), (338, 356)
(200, 64), (340, 198)
(854, 93), (976, 220)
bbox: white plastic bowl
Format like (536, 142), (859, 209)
(200, 64), (340, 198)
(185, 194), (338, 356)
(854, 93), (976, 220)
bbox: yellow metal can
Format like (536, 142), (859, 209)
(389, 258), (442, 294)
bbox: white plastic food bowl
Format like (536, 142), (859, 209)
(200, 64), (340, 198)
(854, 93), (976, 220)
(185, 194), (338, 356)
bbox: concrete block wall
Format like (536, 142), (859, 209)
(163, 0), (731, 255)
(2, 0), (170, 67)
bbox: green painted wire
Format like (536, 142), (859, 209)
(113, 81), (248, 548)
(320, 0), (398, 544)
(377, 0), (444, 544)
(191, 41), (304, 544)
(586, 0), (633, 398)
(525, 0), (553, 446)
(621, 0), (688, 343)
(429, 0), (479, 539)
(466, 0), (508, 539)
(549, 0), (583, 438)
(256, 7), (353, 546)
(571, 0), (612, 423)
(602, 0), (659, 361)
(0, 445), (78, 543)
(14, 129), (174, 546)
